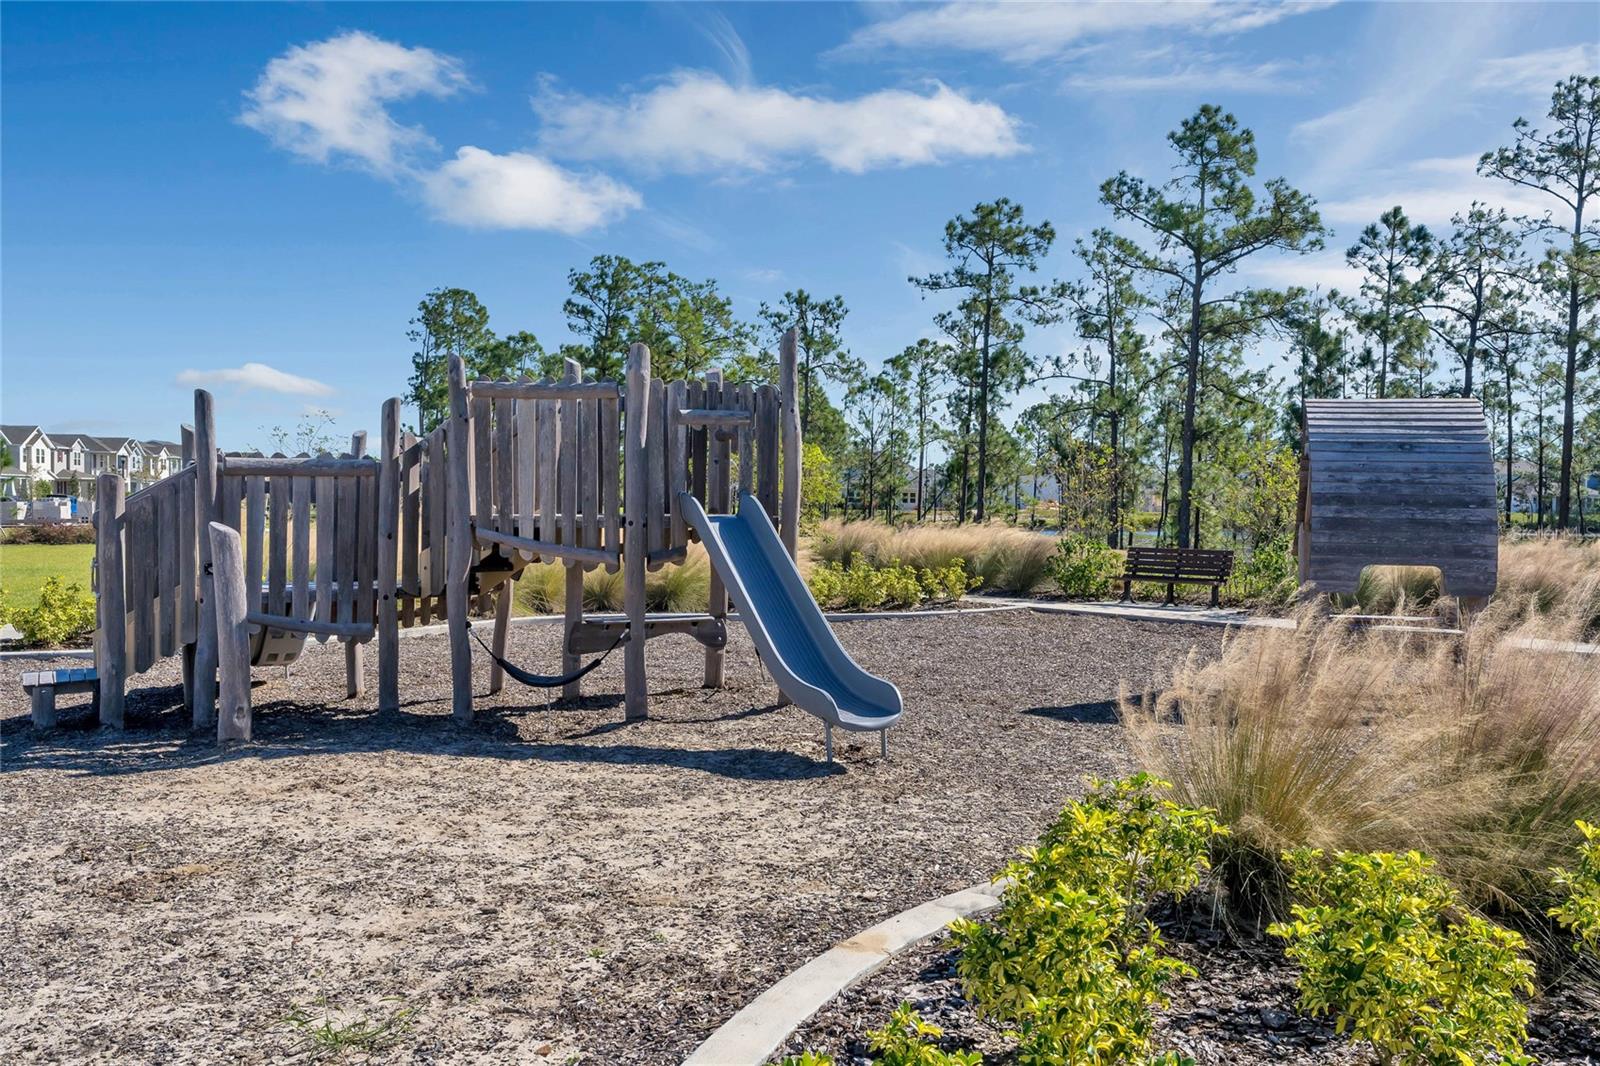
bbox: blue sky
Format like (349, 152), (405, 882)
(3, 2), (1594, 449)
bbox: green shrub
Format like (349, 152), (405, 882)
(1268, 849), (1534, 1066)
(1226, 535), (1299, 607)
(1049, 534), (1123, 598)
(1, 523), (97, 545)
(6, 576), (96, 646)
(778, 1004), (980, 1066)
(807, 559), (938, 611)
(952, 774), (1223, 1066)
(918, 559), (973, 603)
(1550, 820), (1600, 954)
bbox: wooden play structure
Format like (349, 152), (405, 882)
(1296, 398), (1499, 603)
(35, 331), (883, 746)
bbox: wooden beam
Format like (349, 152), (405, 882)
(220, 455), (377, 478)
(470, 379), (622, 401)
(675, 408), (753, 427)
(245, 611), (374, 641)
(568, 616), (727, 654)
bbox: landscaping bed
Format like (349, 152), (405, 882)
(0, 610), (1217, 1064)
(775, 903), (1600, 1065)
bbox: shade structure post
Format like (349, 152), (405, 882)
(446, 356), (475, 721)
(192, 388), (219, 728)
(93, 474), (126, 728)
(623, 343), (651, 721)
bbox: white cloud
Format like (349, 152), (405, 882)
(533, 72), (1024, 175)
(240, 30), (469, 176)
(419, 147), (641, 233)
(1473, 43), (1599, 95)
(1064, 57), (1307, 94)
(837, 1), (1336, 63)
(1319, 155), (1554, 229)
(177, 363), (334, 397)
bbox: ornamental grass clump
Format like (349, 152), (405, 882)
(1269, 849), (1535, 1066)
(951, 774), (1223, 1066)
(1120, 596), (1600, 936)
(810, 519), (1057, 594)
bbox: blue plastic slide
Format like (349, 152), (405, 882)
(680, 491), (903, 744)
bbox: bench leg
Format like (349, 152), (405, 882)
(1120, 579), (1133, 603)
(31, 685), (57, 730)
(1210, 583), (1221, 609)
(1164, 583), (1175, 606)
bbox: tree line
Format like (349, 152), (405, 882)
(404, 74), (1599, 539)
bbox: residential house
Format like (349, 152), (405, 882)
(1, 424), (58, 500)
(1, 425), (183, 518)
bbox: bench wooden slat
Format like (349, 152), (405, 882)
(1120, 546), (1235, 607)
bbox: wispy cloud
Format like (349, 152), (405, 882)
(1473, 43), (1599, 95)
(239, 30), (470, 177)
(533, 72), (1024, 175)
(1317, 155), (1553, 229)
(1064, 56), (1309, 94)
(836, 1), (1336, 63)
(177, 363), (334, 397)
(693, 9), (754, 86)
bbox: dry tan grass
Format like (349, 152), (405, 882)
(1121, 595), (1600, 937)
(513, 544), (712, 615)
(1348, 537), (1600, 628)
(811, 519), (1058, 594)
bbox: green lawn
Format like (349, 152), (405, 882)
(0, 543), (96, 607)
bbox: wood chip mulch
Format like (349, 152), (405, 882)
(1, 610), (1216, 1064)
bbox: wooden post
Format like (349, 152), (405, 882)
(345, 432), (368, 698)
(704, 370), (727, 689)
(378, 399), (401, 713)
(488, 578), (513, 695)
(561, 358), (584, 699)
(623, 343), (650, 721)
(192, 389), (219, 728)
(31, 683), (57, 730)
(446, 356), (475, 722)
(779, 327), (801, 559)
(208, 521), (252, 742)
(777, 330), (801, 708)
(93, 474), (126, 728)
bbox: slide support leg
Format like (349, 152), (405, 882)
(824, 723), (833, 764)
(880, 728), (888, 761)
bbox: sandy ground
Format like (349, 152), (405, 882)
(0, 610), (1219, 1064)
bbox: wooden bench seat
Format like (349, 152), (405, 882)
(1119, 547), (1235, 608)
(20, 667), (99, 729)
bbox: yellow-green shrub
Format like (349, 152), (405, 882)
(5, 576), (96, 647)
(1269, 849), (1534, 1066)
(777, 1004), (980, 1066)
(1550, 821), (1600, 954)
(1048, 534), (1122, 598)
(951, 775), (1223, 1066)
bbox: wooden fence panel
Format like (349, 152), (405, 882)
(130, 496), (156, 673)
(601, 393), (619, 567)
(495, 396), (515, 537)
(292, 475), (311, 622)
(537, 393), (558, 555)
(157, 483), (177, 658)
(517, 395), (537, 556)
(668, 380), (688, 551)
(178, 467), (197, 644)
(268, 475), (288, 617)
(315, 468), (335, 639)
(646, 377), (666, 558)
(336, 459), (357, 624)
(245, 476), (266, 598)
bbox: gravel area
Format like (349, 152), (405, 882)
(0, 609), (1218, 1064)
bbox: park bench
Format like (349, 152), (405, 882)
(1118, 547), (1235, 608)
(20, 667), (99, 729)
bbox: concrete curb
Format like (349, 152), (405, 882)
(682, 879), (1006, 1066)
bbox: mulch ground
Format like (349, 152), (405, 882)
(1, 609), (1218, 1064)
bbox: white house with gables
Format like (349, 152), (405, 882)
(1, 424), (184, 519)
